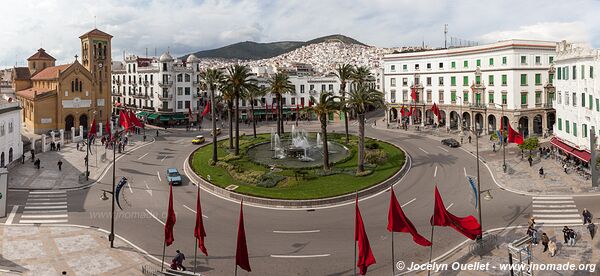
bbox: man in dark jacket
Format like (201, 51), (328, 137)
(562, 226), (571, 244)
(173, 250), (186, 271)
(541, 233), (550, 252)
(583, 208), (593, 224)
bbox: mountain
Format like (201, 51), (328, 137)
(183, 34), (367, 60)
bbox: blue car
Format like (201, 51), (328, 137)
(166, 168), (182, 185)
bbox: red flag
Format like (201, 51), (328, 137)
(201, 102), (210, 117)
(194, 189), (208, 256)
(388, 189), (432, 246)
(431, 103), (440, 119)
(408, 106), (414, 117)
(164, 182), (176, 246)
(399, 105), (406, 117)
(105, 115), (112, 141)
(411, 86), (417, 102)
(119, 110), (130, 131)
(235, 200), (251, 272)
(431, 186), (481, 240)
(88, 118), (97, 138)
(355, 195), (376, 275)
(128, 110), (144, 128)
(507, 122), (524, 145)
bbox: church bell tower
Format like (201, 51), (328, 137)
(80, 28), (113, 124)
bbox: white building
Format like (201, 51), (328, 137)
(0, 99), (22, 167)
(382, 39), (557, 137)
(552, 41), (599, 163)
(111, 53), (203, 126)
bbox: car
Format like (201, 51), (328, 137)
(192, 135), (205, 144)
(441, 138), (460, 148)
(211, 128), (222, 136)
(166, 168), (182, 185)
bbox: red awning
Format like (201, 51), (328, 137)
(571, 149), (591, 162)
(550, 137), (573, 153)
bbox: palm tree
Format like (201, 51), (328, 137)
(309, 91), (340, 171)
(268, 73), (294, 137)
(244, 86), (267, 138)
(351, 65), (371, 86)
(224, 65), (256, 155)
(220, 82), (236, 150)
(200, 68), (225, 163)
(345, 83), (385, 173)
(335, 64), (354, 144)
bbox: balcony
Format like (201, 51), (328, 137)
(142, 106), (154, 111)
(132, 81), (137, 87)
(133, 93), (149, 99)
(159, 108), (173, 112)
(111, 91), (122, 96)
(158, 94), (173, 100)
(159, 81), (173, 87)
(144, 81), (150, 87)
(469, 103), (487, 110)
(543, 103), (553, 108)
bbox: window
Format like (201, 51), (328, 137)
(488, 92), (494, 103)
(185, 74), (191, 82)
(582, 93), (586, 107)
(300, 85), (305, 93)
(583, 124), (588, 138)
(403, 90), (408, 101)
(309, 84), (314, 91)
(558, 118), (562, 130)
(488, 75), (494, 85)
(426, 77), (432, 86)
(502, 56), (507, 65)
(185, 87), (190, 95)
(8, 121), (13, 133)
(502, 75), (507, 86)
(573, 122), (577, 137)
(535, 74), (541, 85)
(177, 74), (183, 82)
(185, 101), (191, 109)
(489, 58), (494, 66)
(291, 97), (295, 105)
(521, 92), (527, 106)
(573, 66), (577, 79)
(591, 66), (594, 79)
(535, 56), (541, 64)
(438, 77), (444, 86)
(177, 87), (183, 95)
(565, 92), (570, 105)
(558, 68), (562, 80)
(590, 95), (594, 110)
(476, 59), (481, 67)
(390, 65), (396, 71)
(439, 91), (444, 103)
(582, 65), (585, 79)
(549, 73), (554, 84)
(390, 78), (396, 87)
(321, 84), (326, 91)
(439, 62), (444, 69)
(535, 91), (541, 105)
(502, 93), (507, 104)
(520, 56), (527, 64)
(415, 64), (420, 70)
(427, 90), (432, 102)
(463, 76), (469, 86)
(402, 78), (408, 86)
(427, 63), (431, 69)
(402, 64), (407, 70)
(463, 60), (468, 68)
(451, 91), (456, 103)
(597, 98), (599, 112)
(451, 76), (456, 86)
(566, 120), (570, 133)
(177, 101), (183, 109)
(451, 61), (456, 69)
(476, 75), (481, 84)
(463, 92), (468, 103)
(390, 90), (396, 102)
(520, 74), (527, 86)
(549, 56), (554, 63)
(328, 84), (334, 91)
(572, 93), (577, 107)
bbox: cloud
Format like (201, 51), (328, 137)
(479, 22), (591, 44)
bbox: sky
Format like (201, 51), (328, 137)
(1, 0), (599, 67)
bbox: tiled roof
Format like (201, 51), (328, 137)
(13, 67), (31, 80)
(31, 64), (71, 80)
(16, 87), (54, 100)
(79, 28), (113, 39)
(27, 48), (56, 61)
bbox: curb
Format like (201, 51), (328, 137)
(183, 134), (412, 210)
(8, 138), (156, 192)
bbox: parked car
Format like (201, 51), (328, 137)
(166, 168), (182, 185)
(441, 138), (460, 148)
(211, 128), (222, 136)
(192, 135), (205, 145)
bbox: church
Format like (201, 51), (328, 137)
(15, 28), (113, 135)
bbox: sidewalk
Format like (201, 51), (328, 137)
(8, 135), (148, 190)
(0, 224), (157, 275)
(427, 225), (598, 275)
(374, 122), (600, 195)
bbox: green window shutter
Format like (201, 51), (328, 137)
(549, 56), (554, 63)
(573, 123), (577, 137)
(558, 68), (562, 80)
(451, 76), (456, 86)
(582, 65), (585, 79)
(476, 75), (481, 84)
(558, 118), (562, 130)
(463, 60), (468, 68)
(502, 57), (507, 64)
(590, 95), (593, 110)
(489, 93), (494, 103)
(463, 76), (468, 86)
(476, 59), (481, 67)
(451, 61), (456, 68)
(584, 124), (588, 138)
(489, 58), (494, 66)
(566, 120), (570, 133)
(488, 75), (494, 85)
(464, 92), (469, 103)
(521, 93), (527, 105)
(549, 74), (554, 84)
(520, 74), (527, 86)
(451, 92), (456, 102)
(502, 94), (507, 104)
(596, 98), (599, 112)
(535, 74), (541, 85)
(591, 66), (594, 79)
(502, 75), (507, 85)
(582, 93), (586, 107)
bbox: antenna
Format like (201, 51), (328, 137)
(444, 24), (448, 49)
(94, 16), (97, 29)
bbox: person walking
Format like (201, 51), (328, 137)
(541, 233), (550, 252)
(539, 167), (544, 178)
(528, 156), (533, 167)
(568, 229), (576, 246)
(531, 228), (538, 245)
(35, 158), (40, 170)
(173, 250), (186, 271)
(30, 149), (35, 162)
(583, 208), (593, 224)
(493, 143), (496, 152)
(21, 153), (25, 164)
(56, 142), (60, 151)
(84, 156), (88, 167)
(587, 223), (596, 240)
(548, 240), (557, 257)
(57, 160), (63, 171)
(460, 137), (463, 144)
(156, 130), (159, 137)
(563, 163), (568, 174)
(528, 216), (536, 228)
(562, 226), (571, 244)
(76, 142), (80, 151)
(468, 135), (472, 143)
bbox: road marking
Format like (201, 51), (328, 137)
(160, 156), (167, 162)
(401, 198), (416, 208)
(23, 210), (66, 214)
(446, 203), (454, 210)
(536, 219), (582, 224)
(145, 181), (152, 196)
(28, 194), (66, 198)
(532, 214), (581, 218)
(26, 202), (67, 205)
(419, 147), (429, 154)
(24, 205), (67, 210)
(182, 204), (208, 218)
(5, 205), (18, 225)
(532, 204), (577, 208)
(532, 196), (573, 200)
(532, 200), (574, 204)
(27, 198), (61, 201)
(145, 209), (165, 226)
(273, 230), (320, 234)
(29, 191), (66, 195)
(19, 219), (68, 224)
(137, 153), (149, 160)
(128, 181), (134, 194)
(434, 166), (438, 178)
(463, 167), (467, 177)
(270, 254), (330, 258)
(437, 146), (449, 153)
(533, 209), (580, 213)
(157, 172), (162, 182)
(21, 214), (68, 219)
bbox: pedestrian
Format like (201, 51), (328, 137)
(57, 160), (63, 171)
(528, 156), (533, 167)
(35, 158), (40, 170)
(156, 130), (159, 137)
(562, 226), (570, 244)
(56, 142), (60, 151)
(563, 164), (568, 174)
(143, 134), (147, 142)
(528, 216), (536, 228)
(548, 240), (557, 257)
(84, 156), (88, 166)
(493, 143), (496, 152)
(541, 233), (549, 252)
(588, 223), (596, 239)
(21, 153), (25, 164)
(76, 142), (80, 151)
(568, 229), (576, 246)
(172, 250), (186, 271)
(583, 208), (593, 224)
(460, 137), (464, 144)
(468, 135), (472, 143)
(521, 149), (524, 159)
(30, 149), (35, 161)
(50, 141), (55, 151)
(539, 167), (544, 178)
(531, 227), (538, 245)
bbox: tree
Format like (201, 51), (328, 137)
(244, 86), (267, 138)
(224, 65), (256, 155)
(335, 64), (354, 144)
(309, 91), (340, 171)
(200, 68), (224, 163)
(345, 83), (385, 173)
(518, 137), (540, 156)
(351, 66), (371, 86)
(220, 83), (236, 150)
(268, 73), (294, 137)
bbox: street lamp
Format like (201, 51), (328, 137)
(456, 96), (463, 134)
(493, 103), (507, 173)
(85, 108), (98, 181)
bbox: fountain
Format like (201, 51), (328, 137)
(272, 134), (286, 159)
(316, 133), (322, 148)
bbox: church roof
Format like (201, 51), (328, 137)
(13, 67), (31, 80)
(79, 28), (113, 39)
(27, 48), (56, 61)
(31, 64), (72, 80)
(16, 87), (54, 100)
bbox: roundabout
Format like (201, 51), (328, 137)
(189, 130), (406, 201)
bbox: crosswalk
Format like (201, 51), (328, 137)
(19, 190), (68, 224)
(532, 196), (582, 226)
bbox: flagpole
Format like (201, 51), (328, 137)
(161, 240), (166, 271)
(354, 240), (357, 276)
(427, 225), (435, 276)
(390, 183), (395, 276)
(235, 265), (238, 276)
(194, 238), (198, 274)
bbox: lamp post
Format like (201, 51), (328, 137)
(457, 96), (463, 134)
(85, 108), (98, 181)
(493, 103), (507, 173)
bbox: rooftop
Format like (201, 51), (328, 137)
(27, 48), (56, 61)
(31, 64), (71, 80)
(16, 87), (54, 100)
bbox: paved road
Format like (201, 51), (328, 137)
(5, 117), (552, 275)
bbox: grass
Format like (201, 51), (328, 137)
(191, 133), (405, 200)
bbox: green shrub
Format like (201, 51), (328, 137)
(256, 173), (286, 188)
(221, 154), (241, 162)
(365, 149), (387, 165)
(365, 141), (380, 150)
(356, 170), (373, 177)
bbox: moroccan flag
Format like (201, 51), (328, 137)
(411, 86), (417, 102)
(399, 105), (406, 117)
(119, 110), (130, 131)
(164, 182), (176, 246)
(431, 103), (440, 121)
(408, 106), (414, 117)
(236, 200), (251, 272)
(128, 110), (144, 128)
(431, 186), (481, 240)
(88, 118), (97, 138)
(388, 189), (432, 246)
(355, 195), (376, 275)
(201, 102), (210, 117)
(105, 115), (112, 141)
(507, 123), (524, 145)
(194, 189), (208, 256)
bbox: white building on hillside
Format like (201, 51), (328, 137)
(0, 99), (22, 167)
(382, 39), (557, 137)
(552, 41), (600, 163)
